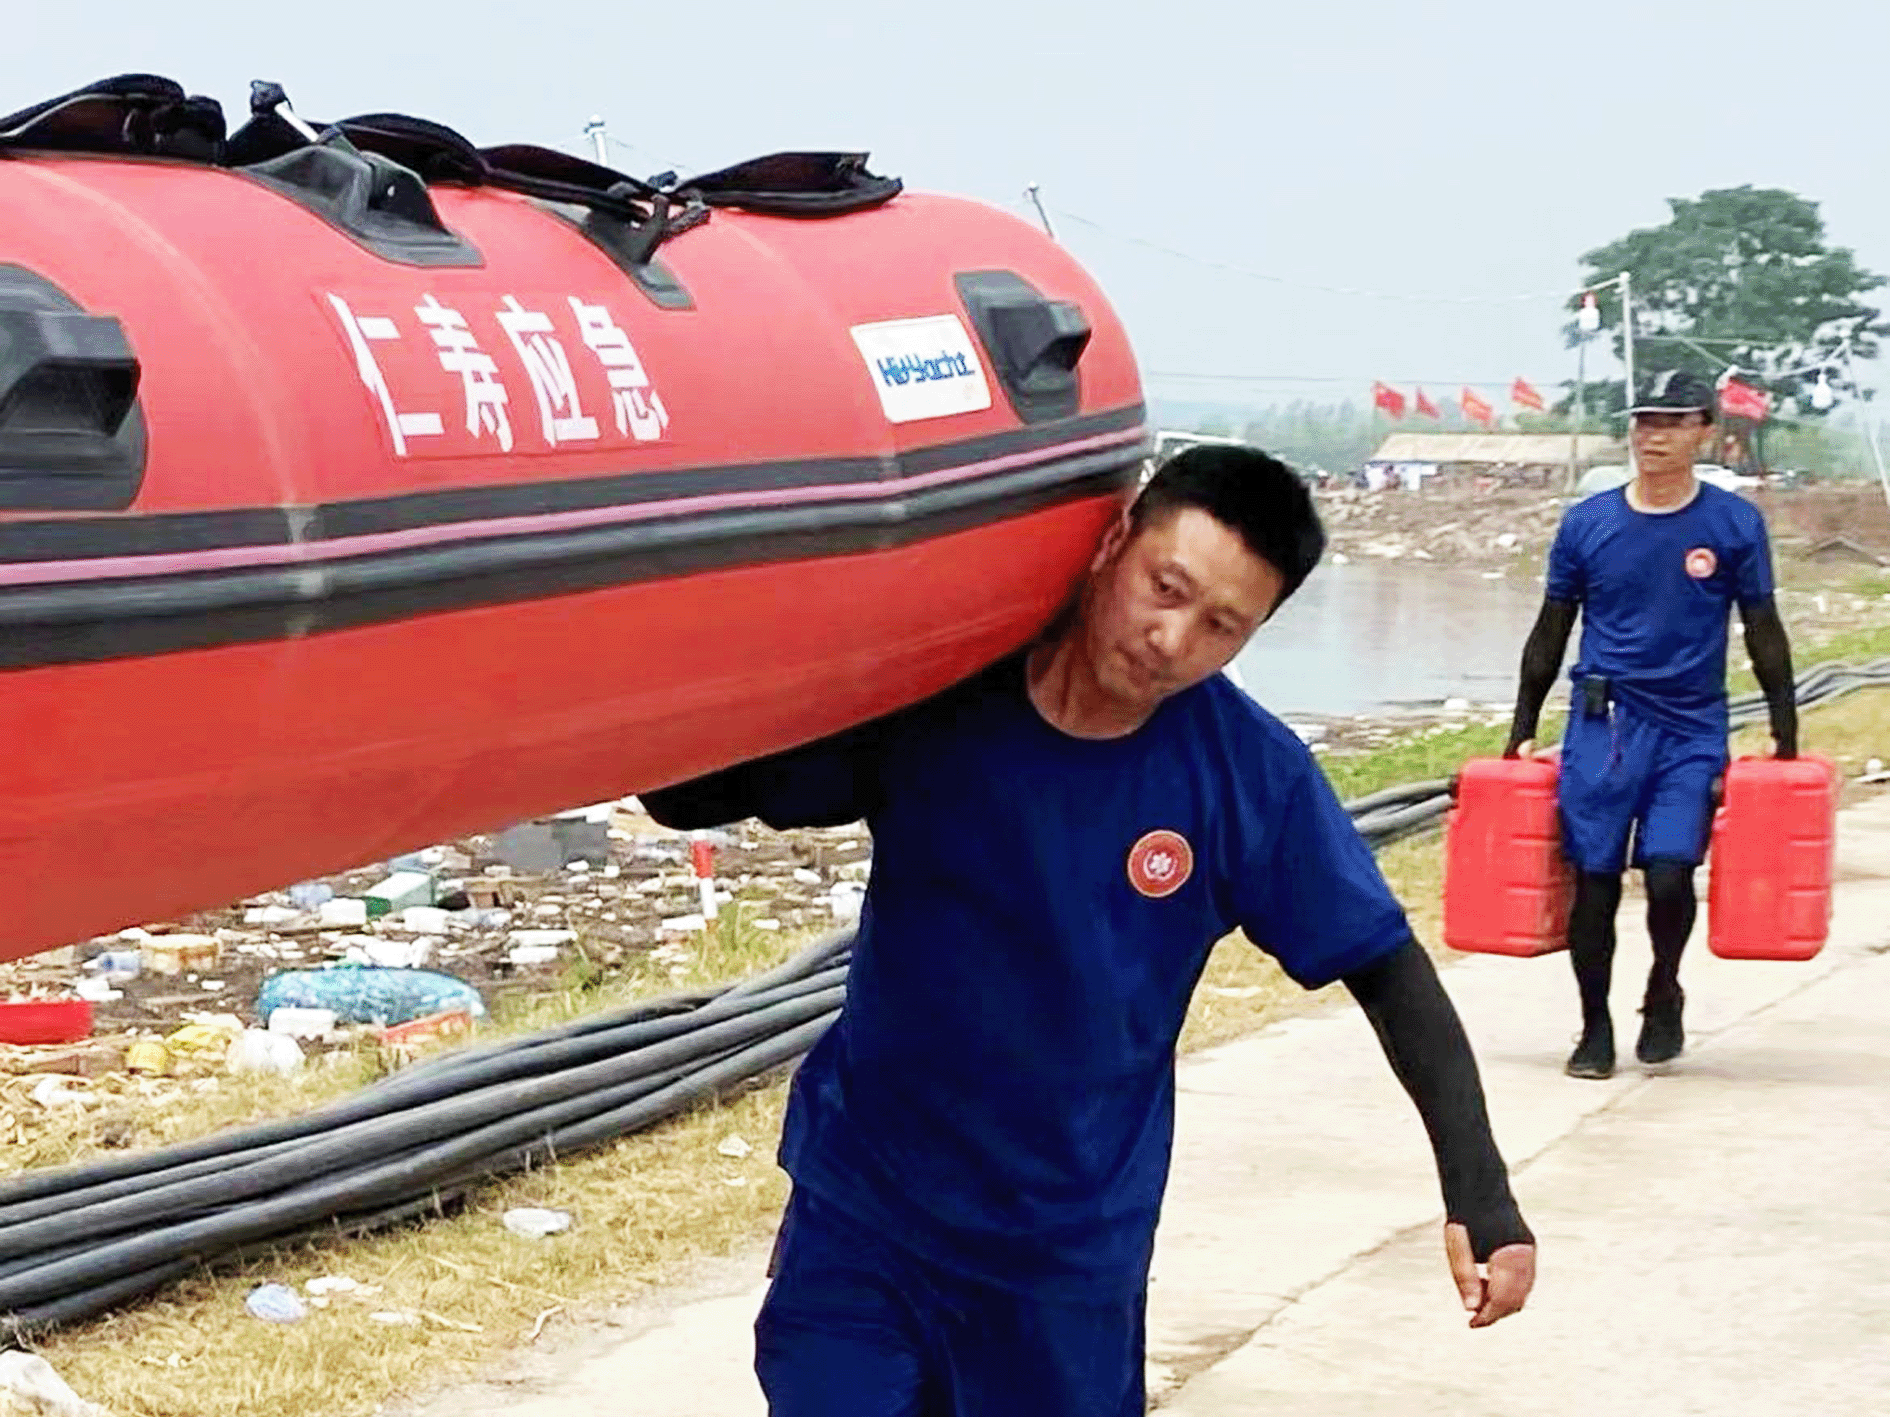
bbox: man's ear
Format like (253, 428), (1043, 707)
(1090, 510), (1133, 574)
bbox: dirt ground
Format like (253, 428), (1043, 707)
(1315, 479), (1890, 573)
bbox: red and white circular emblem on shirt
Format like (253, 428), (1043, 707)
(1127, 829), (1194, 899)
(1684, 547), (1718, 579)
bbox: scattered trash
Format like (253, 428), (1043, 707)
(420, 1309), (484, 1333)
(29, 1076), (94, 1109)
(397, 905), (454, 935)
(791, 868), (822, 886)
(379, 1008), (474, 1058)
(0, 1349), (108, 1416)
(318, 898), (370, 929)
(0, 998), (93, 1047)
(754, 919), (782, 931)
(84, 949), (143, 983)
(305, 1275), (380, 1297)
(244, 1283), (308, 1323)
(463, 878), (517, 910)
(288, 881), (336, 911)
(497, 818), (609, 873)
(349, 936), (435, 970)
(141, 934), (220, 977)
(659, 914), (708, 934)
(508, 929), (577, 949)
(716, 1135), (752, 1159)
(506, 944), (562, 967)
(268, 1006), (338, 1040)
(165, 1016), (245, 1063)
(227, 1028), (304, 1075)
(73, 976), (122, 1004)
(1862, 757), (1889, 785)
(368, 1310), (423, 1326)
(502, 1207), (573, 1238)
(364, 871), (435, 917)
(827, 883), (865, 923)
(125, 1039), (173, 1075)
(256, 967), (486, 1026)
(1206, 985), (1266, 999)
(244, 904), (302, 927)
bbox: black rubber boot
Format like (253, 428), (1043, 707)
(1565, 1015), (1616, 1079)
(1636, 987), (1685, 1065)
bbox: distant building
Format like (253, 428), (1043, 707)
(1363, 432), (1625, 489)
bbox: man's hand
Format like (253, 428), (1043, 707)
(1444, 1223), (1535, 1329)
(1505, 738), (1535, 761)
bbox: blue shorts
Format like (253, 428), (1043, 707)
(1558, 702), (1726, 874)
(754, 1188), (1146, 1417)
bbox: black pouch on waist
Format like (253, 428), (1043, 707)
(1579, 675), (1611, 718)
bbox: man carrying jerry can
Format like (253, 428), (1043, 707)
(1504, 369), (1799, 1079)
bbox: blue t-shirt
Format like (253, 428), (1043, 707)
(767, 655), (1410, 1295)
(1546, 483), (1774, 737)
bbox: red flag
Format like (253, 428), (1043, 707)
(1461, 387), (1495, 427)
(1510, 377), (1545, 411)
(1718, 377), (1770, 422)
(1372, 381), (1406, 418)
(1414, 387), (1440, 419)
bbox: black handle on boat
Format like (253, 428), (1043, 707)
(988, 298), (1091, 381)
(0, 308), (141, 439)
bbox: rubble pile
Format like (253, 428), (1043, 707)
(0, 800), (872, 1116)
(1315, 485), (1567, 568)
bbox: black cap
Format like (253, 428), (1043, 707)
(1629, 368), (1717, 419)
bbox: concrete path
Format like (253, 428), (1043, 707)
(392, 793), (1890, 1416)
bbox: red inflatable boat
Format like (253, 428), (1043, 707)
(0, 77), (1150, 961)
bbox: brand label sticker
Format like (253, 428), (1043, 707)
(849, 314), (993, 424)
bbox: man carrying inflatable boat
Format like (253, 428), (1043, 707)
(647, 446), (1536, 1417)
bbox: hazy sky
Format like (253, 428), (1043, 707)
(9, 1), (1889, 414)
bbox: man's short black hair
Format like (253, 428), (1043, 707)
(1129, 444), (1326, 605)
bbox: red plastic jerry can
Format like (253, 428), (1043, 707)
(1444, 757), (1574, 956)
(1708, 755), (1839, 961)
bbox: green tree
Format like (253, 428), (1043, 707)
(1564, 186), (1886, 419)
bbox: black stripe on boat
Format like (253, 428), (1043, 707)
(0, 412), (1149, 669)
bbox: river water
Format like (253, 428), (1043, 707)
(1231, 559), (1545, 719)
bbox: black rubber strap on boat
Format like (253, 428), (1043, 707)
(670, 151), (903, 218)
(0, 73), (225, 161)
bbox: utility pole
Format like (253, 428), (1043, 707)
(1619, 271), (1637, 478)
(1024, 184), (1056, 240)
(583, 116), (609, 166)
(1569, 291), (1601, 494)
(1842, 350), (1890, 512)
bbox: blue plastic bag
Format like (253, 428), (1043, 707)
(255, 966), (485, 1027)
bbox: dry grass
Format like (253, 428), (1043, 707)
(1178, 832), (1447, 1054)
(38, 1085), (792, 1417)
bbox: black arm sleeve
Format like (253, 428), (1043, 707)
(1504, 597), (1577, 755)
(1740, 595), (1798, 759)
(1342, 940), (1533, 1261)
(640, 718), (889, 831)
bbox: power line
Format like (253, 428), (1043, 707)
(1146, 370), (1565, 387)
(602, 131), (696, 179)
(1051, 206), (1585, 307)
